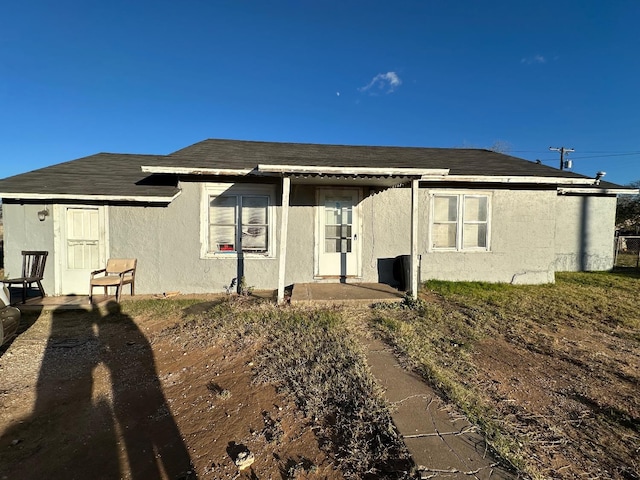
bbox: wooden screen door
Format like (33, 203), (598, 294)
(317, 189), (360, 277)
(58, 206), (107, 294)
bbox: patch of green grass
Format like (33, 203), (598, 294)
(614, 252), (640, 268)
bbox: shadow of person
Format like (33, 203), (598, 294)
(0, 304), (121, 479)
(99, 300), (195, 479)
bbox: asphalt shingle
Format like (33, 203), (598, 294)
(0, 139), (627, 200)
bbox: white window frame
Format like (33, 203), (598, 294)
(201, 183), (276, 259)
(429, 192), (491, 252)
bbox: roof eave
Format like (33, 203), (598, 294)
(0, 191), (182, 203)
(557, 187), (639, 195)
(258, 164), (450, 177)
(141, 165), (254, 176)
(421, 175), (598, 185)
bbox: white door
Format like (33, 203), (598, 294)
(58, 206), (107, 294)
(317, 189), (361, 277)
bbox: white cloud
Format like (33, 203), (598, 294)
(521, 54), (547, 65)
(359, 71), (402, 94)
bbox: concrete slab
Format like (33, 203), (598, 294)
(406, 434), (513, 479)
(391, 395), (473, 437)
(15, 295), (110, 312)
(290, 282), (404, 304)
(367, 353), (431, 402)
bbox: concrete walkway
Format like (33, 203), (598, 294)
(362, 338), (515, 479)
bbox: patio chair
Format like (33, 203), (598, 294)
(1, 251), (48, 304)
(89, 258), (137, 303)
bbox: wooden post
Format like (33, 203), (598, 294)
(277, 177), (291, 304)
(410, 179), (419, 300)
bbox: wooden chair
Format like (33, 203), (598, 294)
(1, 251), (48, 304)
(89, 258), (137, 303)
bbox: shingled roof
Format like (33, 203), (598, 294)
(166, 139), (589, 178)
(0, 139), (630, 202)
(0, 153), (180, 202)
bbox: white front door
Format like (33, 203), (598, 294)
(56, 206), (107, 294)
(317, 189), (361, 277)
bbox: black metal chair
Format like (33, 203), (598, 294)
(1, 251), (48, 303)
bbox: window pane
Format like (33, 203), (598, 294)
(433, 224), (457, 248)
(242, 196), (268, 225)
(434, 196), (457, 222)
(325, 225), (340, 238)
(210, 196), (236, 225)
(210, 225), (236, 252)
(464, 196), (487, 222)
(242, 226), (267, 251)
(325, 239), (339, 253)
(325, 208), (339, 226)
(463, 224), (487, 248)
(325, 198), (353, 226)
(342, 206), (353, 225)
(325, 225), (351, 239)
(324, 239), (352, 253)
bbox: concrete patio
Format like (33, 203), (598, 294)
(290, 282), (405, 304)
(11, 282), (403, 311)
(10, 294), (111, 312)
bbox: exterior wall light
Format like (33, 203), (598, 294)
(37, 208), (49, 221)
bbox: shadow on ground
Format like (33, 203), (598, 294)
(0, 302), (195, 479)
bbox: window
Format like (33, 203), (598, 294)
(203, 184), (274, 257)
(431, 194), (490, 251)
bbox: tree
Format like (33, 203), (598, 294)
(616, 180), (640, 232)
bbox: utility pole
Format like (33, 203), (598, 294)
(549, 146), (574, 170)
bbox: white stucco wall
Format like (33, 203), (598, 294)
(108, 181), (281, 294)
(554, 194), (617, 271)
(2, 184), (619, 297)
(1, 201), (56, 294)
(282, 184), (317, 285)
(419, 189), (557, 284)
(283, 185), (423, 286)
(285, 186), (558, 286)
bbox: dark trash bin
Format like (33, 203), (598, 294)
(393, 255), (411, 291)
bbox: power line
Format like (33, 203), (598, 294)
(512, 150), (640, 154)
(549, 146), (574, 170)
(511, 150), (640, 158)
(568, 152), (640, 160)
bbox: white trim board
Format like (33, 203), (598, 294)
(0, 192), (181, 203)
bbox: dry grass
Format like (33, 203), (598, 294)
(158, 297), (413, 479)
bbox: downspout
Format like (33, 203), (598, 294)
(277, 176), (291, 304)
(410, 179), (419, 299)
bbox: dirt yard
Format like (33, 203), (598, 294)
(373, 273), (640, 479)
(0, 302), (343, 480)
(4, 272), (637, 479)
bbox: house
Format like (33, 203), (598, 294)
(0, 139), (634, 302)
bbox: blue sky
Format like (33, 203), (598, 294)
(1, 0), (639, 185)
